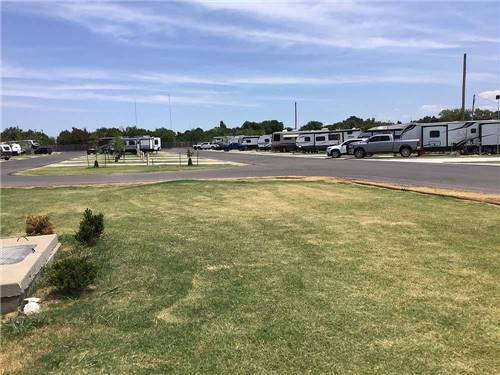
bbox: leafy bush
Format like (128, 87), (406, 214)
(48, 255), (96, 295)
(75, 208), (104, 245)
(25, 215), (54, 235)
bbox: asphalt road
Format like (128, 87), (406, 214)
(1, 150), (499, 194)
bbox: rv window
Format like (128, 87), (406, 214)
(470, 128), (477, 134)
(265, 139), (269, 143)
(316, 136), (326, 142)
(246, 139), (251, 143)
(429, 130), (440, 138)
(347, 131), (352, 134)
(154, 139), (159, 144)
(273, 134), (280, 142)
(304, 136), (311, 142)
(328, 134), (340, 141)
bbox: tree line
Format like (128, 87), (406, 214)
(1, 108), (497, 146)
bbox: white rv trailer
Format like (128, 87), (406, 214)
(152, 136), (161, 151)
(271, 130), (302, 152)
(239, 136), (260, 150)
(257, 134), (272, 150)
(469, 120), (500, 153)
(123, 136), (160, 153)
(296, 128), (361, 152)
(399, 121), (479, 151)
(18, 140), (40, 153)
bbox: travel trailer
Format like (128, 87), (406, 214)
(462, 120), (500, 153)
(18, 140), (40, 153)
(100, 136), (161, 153)
(477, 120), (500, 153)
(8, 143), (23, 155)
(257, 134), (272, 150)
(271, 131), (302, 152)
(1, 144), (13, 160)
(296, 128), (361, 152)
(239, 136), (260, 150)
(399, 121), (479, 151)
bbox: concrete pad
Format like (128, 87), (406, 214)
(1, 234), (60, 313)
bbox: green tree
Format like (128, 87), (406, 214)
(300, 121), (324, 131)
(57, 127), (91, 145)
(113, 138), (125, 154)
(151, 127), (176, 144)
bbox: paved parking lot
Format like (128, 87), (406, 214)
(1, 150), (499, 194)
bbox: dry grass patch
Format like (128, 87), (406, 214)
(1, 180), (499, 374)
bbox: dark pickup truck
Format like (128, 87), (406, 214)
(347, 134), (420, 158)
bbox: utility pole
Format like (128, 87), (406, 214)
(471, 94), (476, 120)
(461, 53), (467, 120)
(168, 94), (173, 131)
(294, 101), (298, 130)
(134, 99), (138, 127)
(497, 94), (500, 120)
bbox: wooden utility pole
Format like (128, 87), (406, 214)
(294, 102), (298, 130)
(461, 53), (467, 120)
(471, 94), (476, 120)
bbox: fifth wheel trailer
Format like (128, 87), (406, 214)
(399, 121), (479, 152)
(475, 120), (500, 153)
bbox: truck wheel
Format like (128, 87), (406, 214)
(400, 147), (412, 157)
(332, 150), (341, 158)
(354, 148), (365, 159)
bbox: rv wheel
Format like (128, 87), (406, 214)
(332, 150), (341, 158)
(400, 147), (412, 157)
(354, 148), (365, 159)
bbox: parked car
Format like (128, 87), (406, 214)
(34, 146), (53, 155)
(193, 143), (204, 150)
(347, 134), (420, 158)
(201, 142), (216, 150)
(1, 144), (13, 160)
(223, 142), (242, 151)
(326, 138), (367, 158)
(87, 147), (97, 155)
(8, 143), (23, 155)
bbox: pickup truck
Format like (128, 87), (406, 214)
(347, 134), (420, 158)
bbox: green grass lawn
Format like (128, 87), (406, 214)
(1, 180), (499, 374)
(17, 164), (234, 176)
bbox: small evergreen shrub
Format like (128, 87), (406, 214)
(25, 215), (54, 236)
(75, 208), (104, 245)
(48, 255), (96, 295)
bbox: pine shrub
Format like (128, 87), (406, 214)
(48, 255), (96, 295)
(25, 215), (55, 236)
(75, 208), (104, 246)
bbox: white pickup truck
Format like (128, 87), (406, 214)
(347, 134), (420, 158)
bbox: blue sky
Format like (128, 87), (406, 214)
(1, 0), (499, 136)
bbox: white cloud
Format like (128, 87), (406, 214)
(420, 104), (446, 116)
(8, 1), (464, 50)
(4, 62), (485, 88)
(479, 90), (500, 101)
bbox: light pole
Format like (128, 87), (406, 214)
(168, 94), (173, 131)
(496, 94), (500, 120)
